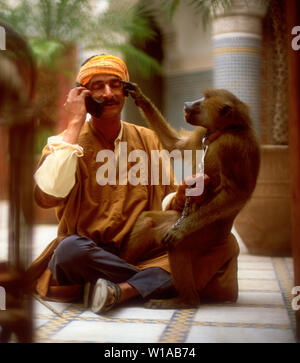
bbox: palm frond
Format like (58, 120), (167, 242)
(104, 42), (162, 78)
(161, 0), (181, 19)
(0, 0), (161, 76)
(28, 38), (65, 68)
(161, 0), (269, 28)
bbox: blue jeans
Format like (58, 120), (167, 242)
(49, 234), (175, 299)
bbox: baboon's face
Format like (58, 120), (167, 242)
(184, 97), (206, 127)
(184, 89), (244, 131)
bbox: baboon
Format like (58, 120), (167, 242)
(120, 83), (260, 307)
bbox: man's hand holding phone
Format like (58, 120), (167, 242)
(64, 86), (91, 123)
(63, 86), (91, 144)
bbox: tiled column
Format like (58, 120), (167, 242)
(212, 0), (267, 138)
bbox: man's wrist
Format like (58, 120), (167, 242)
(63, 117), (85, 144)
(68, 115), (86, 127)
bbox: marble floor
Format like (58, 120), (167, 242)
(0, 201), (297, 343)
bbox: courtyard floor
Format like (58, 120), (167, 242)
(0, 201), (297, 343)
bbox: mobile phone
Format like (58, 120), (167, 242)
(84, 96), (104, 118)
(75, 81), (104, 118)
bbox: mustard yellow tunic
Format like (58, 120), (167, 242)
(27, 120), (240, 303)
(27, 121), (177, 301)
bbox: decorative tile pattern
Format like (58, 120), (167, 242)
(0, 202), (297, 343)
(159, 309), (197, 343)
(272, 258), (296, 334)
(213, 34), (263, 139)
(29, 225), (296, 344)
(163, 70), (213, 130)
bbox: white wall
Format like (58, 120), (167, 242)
(157, 1), (213, 75)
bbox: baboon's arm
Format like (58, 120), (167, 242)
(161, 137), (250, 247)
(124, 82), (205, 152)
(162, 175), (245, 248)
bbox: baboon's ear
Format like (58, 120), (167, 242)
(220, 102), (233, 117)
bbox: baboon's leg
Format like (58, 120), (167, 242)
(145, 241), (200, 309)
(120, 215), (155, 263)
(120, 211), (180, 263)
(168, 243), (200, 305)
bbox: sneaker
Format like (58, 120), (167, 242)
(83, 278), (122, 314)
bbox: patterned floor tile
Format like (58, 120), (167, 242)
(237, 291), (285, 307)
(80, 305), (175, 321)
(239, 279), (281, 292)
(238, 269), (277, 280)
(186, 325), (296, 343)
(50, 320), (167, 343)
(0, 201), (297, 343)
(193, 305), (290, 326)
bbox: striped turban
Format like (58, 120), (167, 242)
(76, 54), (130, 86)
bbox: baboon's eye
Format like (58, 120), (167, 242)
(220, 104), (233, 116)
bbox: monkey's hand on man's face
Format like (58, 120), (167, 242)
(122, 81), (148, 107)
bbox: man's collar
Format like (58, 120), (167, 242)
(114, 121), (123, 144)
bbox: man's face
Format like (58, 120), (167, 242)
(87, 74), (126, 118)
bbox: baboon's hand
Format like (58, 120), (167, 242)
(161, 227), (183, 248)
(122, 81), (147, 107)
(172, 174), (211, 210)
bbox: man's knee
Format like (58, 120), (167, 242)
(50, 234), (94, 268)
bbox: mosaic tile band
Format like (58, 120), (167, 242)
(213, 34), (262, 139)
(33, 255), (296, 343)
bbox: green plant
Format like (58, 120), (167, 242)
(162, 0), (268, 28)
(0, 0), (161, 76)
(162, 0), (233, 26)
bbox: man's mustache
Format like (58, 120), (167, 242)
(101, 99), (120, 106)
